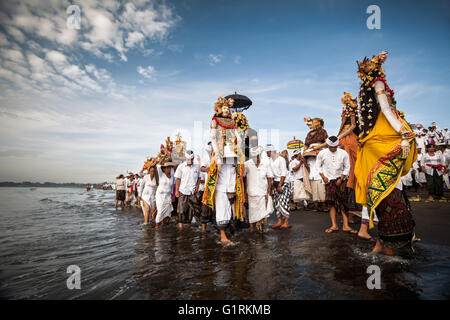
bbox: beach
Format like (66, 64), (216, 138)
(0, 187), (449, 300)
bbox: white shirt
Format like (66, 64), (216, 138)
(421, 153), (445, 176)
(216, 163), (236, 193)
(270, 156), (288, 181)
(244, 158), (273, 196)
(316, 148), (351, 180)
(156, 165), (174, 194)
(289, 158), (303, 181)
(307, 157), (321, 181)
(415, 136), (426, 152)
(116, 178), (126, 191)
(174, 161), (200, 195)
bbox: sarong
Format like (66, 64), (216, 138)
(376, 188), (415, 249)
(273, 181), (291, 218)
(426, 170), (443, 197)
(355, 111), (417, 228)
(177, 193), (201, 223)
(215, 191), (233, 230)
(141, 186), (156, 216)
(248, 195), (271, 224)
(116, 190), (125, 201)
(325, 179), (348, 213)
(293, 179), (310, 201)
(155, 192), (173, 224)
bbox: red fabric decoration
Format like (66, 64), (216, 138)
(371, 77), (395, 96)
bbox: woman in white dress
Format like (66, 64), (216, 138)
(155, 162), (175, 228)
(141, 167), (158, 225)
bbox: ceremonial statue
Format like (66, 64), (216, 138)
(304, 117), (328, 156)
(202, 95), (248, 243)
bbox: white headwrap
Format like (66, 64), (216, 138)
(266, 144), (275, 152)
(326, 136), (339, 147)
(293, 149), (301, 156)
(250, 146), (262, 158)
(185, 150), (194, 160)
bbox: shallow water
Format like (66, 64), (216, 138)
(0, 187), (449, 299)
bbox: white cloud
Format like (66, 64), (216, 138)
(208, 54), (222, 66)
(137, 65), (156, 79)
(0, 0), (179, 62)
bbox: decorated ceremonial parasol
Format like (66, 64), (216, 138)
(287, 137), (304, 150)
(225, 91), (252, 113)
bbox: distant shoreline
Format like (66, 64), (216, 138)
(0, 182), (99, 188)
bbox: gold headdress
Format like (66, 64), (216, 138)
(214, 95), (226, 114)
(224, 97), (234, 108)
(356, 51), (388, 82)
(341, 92), (354, 105)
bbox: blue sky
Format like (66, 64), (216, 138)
(0, 0), (449, 182)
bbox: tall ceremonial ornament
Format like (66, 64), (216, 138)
(172, 133), (187, 164)
(202, 95), (248, 221)
(354, 51), (417, 231)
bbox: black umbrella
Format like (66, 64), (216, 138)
(225, 92), (252, 112)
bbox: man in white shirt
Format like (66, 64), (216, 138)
(290, 149), (309, 209)
(316, 136), (356, 234)
(245, 146), (273, 233)
(175, 150), (201, 231)
(266, 144), (291, 229)
(306, 154), (327, 212)
(115, 174), (126, 209)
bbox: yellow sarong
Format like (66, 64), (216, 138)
(354, 111), (417, 229)
(201, 151), (246, 222)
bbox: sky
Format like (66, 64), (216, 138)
(0, 0), (449, 183)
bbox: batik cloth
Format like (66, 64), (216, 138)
(325, 179), (348, 213)
(376, 188), (415, 249)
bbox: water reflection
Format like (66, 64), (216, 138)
(0, 188), (449, 299)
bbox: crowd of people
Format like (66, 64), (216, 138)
(113, 51), (449, 256)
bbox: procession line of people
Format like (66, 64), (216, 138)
(113, 51), (449, 256)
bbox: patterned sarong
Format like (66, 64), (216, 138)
(325, 179), (348, 213)
(273, 181), (291, 218)
(376, 188), (415, 248)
